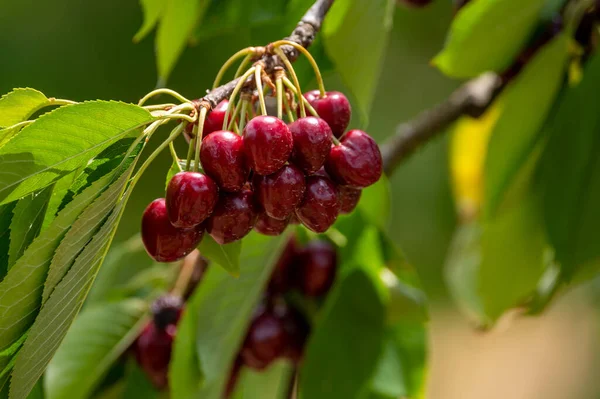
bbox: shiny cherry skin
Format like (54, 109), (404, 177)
(289, 116), (332, 174)
(268, 235), (299, 293)
(325, 130), (382, 188)
(295, 176), (340, 233)
(254, 213), (290, 236)
(134, 322), (177, 389)
(241, 312), (287, 370)
(142, 199), (204, 262)
(296, 240), (337, 297)
(254, 165), (305, 220)
(204, 99), (231, 137)
(166, 172), (218, 228)
(304, 90), (351, 138)
(206, 189), (257, 244)
(200, 130), (249, 192)
(338, 186), (362, 214)
(243, 116), (293, 175)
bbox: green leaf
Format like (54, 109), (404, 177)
(121, 359), (161, 399)
(0, 101), (152, 205)
(0, 89), (48, 128)
(165, 159), (181, 191)
(371, 338), (406, 398)
(0, 202), (17, 280)
(40, 169), (79, 231)
(433, 0), (546, 78)
(170, 232), (286, 399)
(45, 299), (147, 399)
(198, 235), (242, 276)
(300, 268), (387, 399)
(541, 52), (600, 279)
(231, 360), (292, 399)
(7, 186), (54, 270)
(134, 0), (166, 42)
(0, 168), (129, 353)
(484, 34), (568, 217)
(10, 164), (138, 399)
(156, 0), (210, 83)
(0, 126), (24, 149)
(357, 175), (391, 230)
(322, 0), (395, 124)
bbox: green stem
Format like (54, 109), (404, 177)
(131, 123), (184, 185)
(213, 47), (256, 89)
(138, 88), (190, 106)
(276, 75), (284, 120)
(271, 40), (326, 97)
(169, 142), (182, 172)
(227, 99), (243, 131)
(223, 66), (257, 132)
(234, 54), (253, 79)
(185, 123), (198, 171)
(239, 99), (249, 132)
(274, 48), (305, 117)
(194, 107), (208, 173)
(255, 65), (268, 116)
(282, 77), (319, 117)
(283, 91), (295, 123)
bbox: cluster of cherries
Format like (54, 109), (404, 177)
(141, 90), (382, 263)
(133, 236), (338, 396)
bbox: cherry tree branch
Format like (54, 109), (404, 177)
(198, 0), (335, 108)
(381, 72), (504, 175)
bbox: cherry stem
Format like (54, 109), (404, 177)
(227, 99), (243, 131)
(171, 251), (198, 297)
(283, 91), (295, 122)
(143, 103), (177, 111)
(274, 47), (305, 117)
(281, 77), (319, 117)
(234, 54), (253, 79)
(239, 98), (250, 132)
(138, 88), (190, 106)
(223, 66), (257, 132)
(132, 123), (184, 186)
(276, 74), (284, 120)
(194, 106), (208, 173)
(271, 40), (326, 97)
(185, 122), (198, 171)
(254, 65), (268, 116)
(213, 47), (256, 89)
(169, 141), (182, 172)
(156, 113), (196, 123)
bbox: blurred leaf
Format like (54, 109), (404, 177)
(192, 0), (244, 42)
(134, 0), (166, 42)
(0, 202), (17, 280)
(156, 0), (210, 83)
(388, 322), (426, 397)
(541, 52), (600, 279)
(165, 159), (180, 191)
(484, 34), (568, 217)
(121, 359), (161, 399)
(370, 338), (405, 398)
(0, 89), (47, 128)
(0, 101), (152, 205)
(300, 268), (386, 399)
(45, 299), (147, 399)
(322, 0), (395, 124)
(170, 232), (286, 399)
(433, 0), (546, 78)
(357, 175), (391, 230)
(197, 235), (242, 277)
(7, 186), (53, 270)
(0, 167), (131, 354)
(10, 164), (139, 399)
(384, 269), (427, 324)
(231, 360), (292, 399)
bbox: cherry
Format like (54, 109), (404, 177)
(295, 176), (340, 233)
(243, 116), (293, 175)
(268, 235), (299, 293)
(200, 130), (249, 192)
(142, 199), (204, 262)
(289, 117), (332, 174)
(325, 130), (382, 188)
(274, 303), (310, 363)
(151, 294), (184, 330)
(296, 240), (337, 297)
(304, 90), (351, 138)
(166, 172), (218, 229)
(338, 186), (362, 214)
(254, 165), (305, 220)
(134, 322), (177, 389)
(206, 189), (257, 244)
(254, 212), (290, 236)
(204, 99), (230, 137)
(241, 312), (286, 370)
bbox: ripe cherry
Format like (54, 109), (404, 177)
(338, 186), (362, 214)
(254, 165), (305, 220)
(206, 189), (257, 244)
(204, 100), (230, 137)
(296, 240), (337, 297)
(166, 172), (218, 229)
(135, 323), (176, 389)
(151, 294), (184, 330)
(268, 235), (299, 293)
(241, 312), (287, 370)
(142, 199), (204, 262)
(273, 302), (310, 363)
(289, 116), (332, 174)
(254, 213), (290, 236)
(200, 130), (249, 192)
(295, 175), (340, 233)
(243, 116), (293, 175)
(304, 90), (351, 138)
(325, 130), (382, 188)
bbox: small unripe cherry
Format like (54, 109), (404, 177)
(243, 116), (293, 175)
(166, 172), (218, 228)
(325, 130), (382, 188)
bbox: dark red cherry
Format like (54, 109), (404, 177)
(295, 176), (339, 233)
(142, 199), (204, 262)
(268, 235), (299, 293)
(305, 90), (351, 138)
(151, 294), (184, 330)
(166, 172), (218, 228)
(206, 189), (257, 244)
(254, 165), (305, 220)
(272, 302), (310, 363)
(338, 186), (362, 214)
(254, 213), (289, 236)
(204, 99), (230, 137)
(243, 116), (293, 175)
(289, 117), (332, 174)
(200, 130), (249, 192)
(134, 322), (177, 389)
(325, 130), (382, 188)
(241, 312), (286, 370)
(296, 240), (337, 297)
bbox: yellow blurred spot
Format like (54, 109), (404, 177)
(569, 57), (583, 86)
(450, 103), (502, 222)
